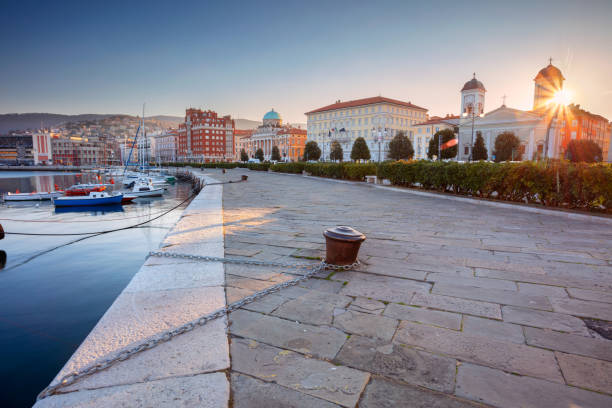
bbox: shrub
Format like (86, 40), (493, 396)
(472, 132), (488, 161)
(303, 141), (321, 161)
(255, 148), (264, 162)
(388, 132), (414, 160)
(271, 146), (281, 161)
(247, 162), (270, 171)
(240, 149), (248, 162)
(428, 129), (457, 159)
(270, 162), (306, 173)
(351, 137), (371, 161)
(330, 140), (343, 161)
(494, 132), (522, 162)
(565, 139), (603, 163)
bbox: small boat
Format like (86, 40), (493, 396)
(121, 194), (137, 203)
(64, 184), (107, 196)
(53, 191), (123, 207)
(3, 191), (63, 201)
(55, 204), (124, 214)
(130, 178), (164, 197)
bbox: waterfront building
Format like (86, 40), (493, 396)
(0, 133), (34, 165)
(457, 62), (610, 161)
(305, 96), (428, 162)
(152, 129), (178, 163)
(412, 115), (459, 159)
(235, 129), (254, 160)
(177, 108), (235, 162)
(240, 110), (307, 161)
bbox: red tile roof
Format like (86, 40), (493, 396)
(414, 115), (460, 126)
(305, 96), (427, 115)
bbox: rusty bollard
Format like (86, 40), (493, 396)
(222, 168), (226, 174)
(241, 175), (248, 181)
(323, 226), (365, 265)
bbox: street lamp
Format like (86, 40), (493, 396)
(461, 104), (484, 161)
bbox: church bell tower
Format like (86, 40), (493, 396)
(533, 59), (565, 111)
(460, 73), (486, 116)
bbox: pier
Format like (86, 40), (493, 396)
(35, 168), (612, 407)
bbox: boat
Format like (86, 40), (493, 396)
(53, 191), (123, 207)
(121, 194), (137, 203)
(130, 178), (164, 197)
(55, 203), (124, 214)
(64, 184), (107, 196)
(3, 191), (63, 201)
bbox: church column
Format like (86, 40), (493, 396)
(528, 129), (535, 160)
(486, 132), (492, 158)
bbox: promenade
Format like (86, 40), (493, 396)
(36, 168), (612, 407)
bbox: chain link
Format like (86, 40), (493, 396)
(37, 252), (359, 401)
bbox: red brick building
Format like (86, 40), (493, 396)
(177, 108), (235, 162)
(558, 104), (610, 157)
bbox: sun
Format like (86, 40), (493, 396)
(549, 89), (572, 106)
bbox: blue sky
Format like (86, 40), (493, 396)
(1, 0), (611, 123)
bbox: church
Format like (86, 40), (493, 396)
(457, 62), (568, 161)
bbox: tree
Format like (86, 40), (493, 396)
(472, 132), (488, 161)
(255, 148), (264, 162)
(329, 140), (343, 161)
(240, 149), (248, 162)
(565, 139), (603, 163)
(427, 128), (457, 159)
(351, 137), (371, 161)
(493, 132), (522, 162)
(388, 131), (414, 160)
(271, 145), (281, 161)
(303, 141), (321, 161)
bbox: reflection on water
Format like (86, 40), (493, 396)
(54, 204), (125, 214)
(0, 171), (107, 195)
(0, 170), (190, 407)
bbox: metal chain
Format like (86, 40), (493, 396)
(37, 252), (359, 400)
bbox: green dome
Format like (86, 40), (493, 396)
(263, 109), (281, 121)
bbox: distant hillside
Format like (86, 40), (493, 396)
(0, 113), (121, 133)
(235, 118), (261, 130)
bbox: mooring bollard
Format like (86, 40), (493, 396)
(0, 223), (4, 240)
(241, 175), (248, 181)
(323, 226), (365, 265)
(222, 168), (226, 174)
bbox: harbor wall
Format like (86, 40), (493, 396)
(34, 170), (230, 407)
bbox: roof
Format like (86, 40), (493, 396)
(414, 115), (460, 126)
(305, 96), (427, 115)
(534, 63), (565, 81)
(461, 74), (486, 92)
(263, 109), (281, 120)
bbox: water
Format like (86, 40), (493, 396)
(0, 171), (192, 407)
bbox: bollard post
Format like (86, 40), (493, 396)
(323, 226), (365, 265)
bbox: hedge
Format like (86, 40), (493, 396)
(270, 162), (306, 173)
(162, 161), (270, 171)
(377, 160), (612, 211)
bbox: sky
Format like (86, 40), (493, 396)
(1, 0), (611, 123)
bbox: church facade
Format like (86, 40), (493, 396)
(457, 63), (568, 161)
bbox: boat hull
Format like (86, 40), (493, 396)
(53, 194), (123, 207)
(3, 192), (62, 201)
(130, 189), (163, 197)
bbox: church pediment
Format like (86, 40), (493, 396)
(475, 106), (543, 125)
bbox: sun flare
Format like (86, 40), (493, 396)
(549, 89), (572, 106)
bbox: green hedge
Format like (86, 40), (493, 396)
(378, 160), (612, 210)
(270, 162), (306, 173)
(301, 162), (377, 180)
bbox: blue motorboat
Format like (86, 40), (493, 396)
(53, 191), (123, 207)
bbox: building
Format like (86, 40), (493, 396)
(305, 96), (428, 162)
(32, 132), (53, 164)
(0, 134), (34, 165)
(152, 129), (178, 163)
(235, 129), (254, 160)
(177, 108), (235, 162)
(412, 115), (459, 159)
(457, 62), (610, 161)
(240, 110), (307, 161)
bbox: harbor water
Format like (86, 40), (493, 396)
(0, 171), (192, 407)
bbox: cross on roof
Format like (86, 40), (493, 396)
(549, 57), (553, 65)
(502, 94), (507, 106)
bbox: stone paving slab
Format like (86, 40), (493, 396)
(383, 302), (462, 330)
(550, 297), (612, 320)
(33, 372), (229, 408)
(231, 338), (369, 407)
(231, 373), (341, 408)
(359, 377), (482, 408)
(411, 292), (502, 319)
(462, 316), (525, 344)
(395, 321), (564, 382)
(333, 309), (398, 341)
(456, 363), (612, 408)
(556, 352), (612, 395)
(524, 326), (612, 361)
(334, 335), (457, 393)
(229, 309), (348, 359)
(502, 305), (590, 335)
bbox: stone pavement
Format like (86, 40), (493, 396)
(218, 168), (612, 408)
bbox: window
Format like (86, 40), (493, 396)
(571, 131), (577, 139)
(464, 146), (470, 155)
